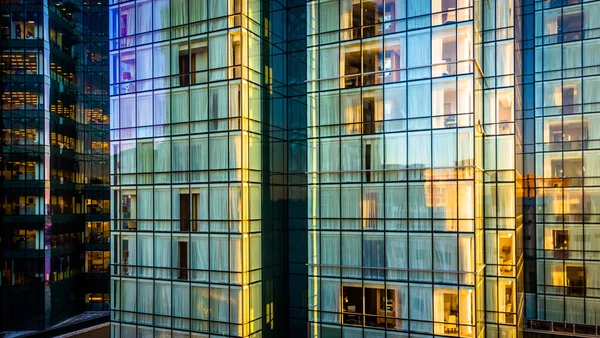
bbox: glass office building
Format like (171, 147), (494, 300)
(307, 0), (486, 337)
(108, 0), (298, 336)
(0, 0), (110, 331)
(108, 0), (600, 337)
(520, 0), (600, 335)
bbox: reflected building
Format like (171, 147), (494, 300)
(0, 0), (110, 332)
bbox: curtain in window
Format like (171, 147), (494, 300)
(497, 40), (514, 76)
(320, 139), (340, 183)
(583, 40), (600, 68)
(458, 128), (473, 167)
(155, 235), (171, 278)
(120, 95), (136, 128)
(190, 136), (208, 171)
(191, 86), (208, 121)
(137, 280), (153, 324)
(154, 91), (171, 125)
(384, 83), (407, 123)
(563, 42), (581, 70)
(409, 234), (432, 282)
(138, 188), (153, 225)
(136, 1), (152, 33)
(321, 186), (341, 229)
(386, 233), (408, 280)
(229, 185), (242, 221)
(408, 131), (431, 178)
(172, 138), (189, 172)
(120, 142), (136, 174)
(408, 0), (430, 17)
(191, 235), (209, 281)
(385, 184), (408, 220)
(171, 0), (188, 29)
(341, 138), (361, 182)
(173, 283), (190, 329)
(191, 284), (209, 323)
(153, 0), (170, 31)
(459, 234), (475, 283)
(320, 279), (341, 324)
(172, 88), (190, 124)
(137, 93), (153, 130)
(153, 43), (170, 78)
(341, 90), (361, 133)
(190, 0), (206, 22)
(584, 2), (600, 35)
(210, 235), (228, 273)
(433, 129), (457, 167)
(407, 30), (431, 79)
(155, 281), (172, 324)
(122, 279), (136, 322)
(364, 233), (384, 279)
(138, 234), (153, 277)
(587, 263), (600, 297)
(320, 92), (340, 127)
(154, 138), (171, 172)
(408, 80), (431, 119)
(208, 0), (227, 19)
(209, 186), (228, 220)
(409, 285), (432, 333)
(409, 182), (430, 220)
(210, 286), (229, 323)
(110, 97), (120, 129)
(385, 134), (407, 181)
(321, 232), (340, 276)
(137, 142), (153, 177)
(341, 186), (360, 220)
(434, 234), (458, 283)
(496, 136), (514, 170)
(209, 85), (228, 121)
(341, 232), (361, 278)
(120, 6), (135, 36)
(320, 46), (340, 90)
(584, 76), (600, 104)
(136, 46), (152, 85)
(209, 33), (227, 75)
(319, 0), (338, 33)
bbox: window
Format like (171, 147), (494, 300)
(342, 284), (400, 328)
(180, 194), (190, 232)
(177, 241), (188, 280)
(498, 232), (514, 276)
(434, 288), (474, 336)
(566, 266), (585, 296)
(553, 229), (568, 250)
(560, 8), (582, 41)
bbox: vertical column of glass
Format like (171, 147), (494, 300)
(308, 1), (478, 336)
(109, 0), (263, 336)
(480, 0), (519, 337)
(531, 0), (600, 327)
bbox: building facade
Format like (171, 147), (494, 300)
(108, 0), (295, 336)
(0, 0), (110, 332)
(108, 0), (600, 337)
(520, 0), (600, 335)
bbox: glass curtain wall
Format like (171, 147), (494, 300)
(109, 0), (265, 337)
(480, 0), (521, 337)
(307, 0), (483, 336)
(522, 0), (600, 330)
(1, 0), (110, 330)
